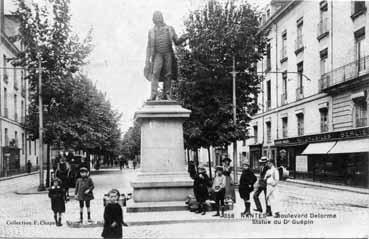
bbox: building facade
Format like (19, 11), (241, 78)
(0, 2), (40, 177)
(244, 0), (368, 188)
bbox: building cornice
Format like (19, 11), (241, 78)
(258, 0), (302, 35)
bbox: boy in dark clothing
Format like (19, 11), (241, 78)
(239, 162), (257, 216)
(193, 166), (211, 215)
(75, 167), (94, 223)
(253, 156), (269, 213)
(48, 178), (65, 226)
(102, 189), (127, 239)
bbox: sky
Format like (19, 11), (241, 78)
(5, 0), (267, 133)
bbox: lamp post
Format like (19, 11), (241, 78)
(230, 56), (238, 185)
(37, 57), (45, 191)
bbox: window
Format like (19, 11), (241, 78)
(14, 94), (17, 121)
(15, 131), (18, 147)
(282, 117), (288, 138)
(5, 128), (9, 146)
(297, 114), (304, 136)
(320, 109), (329, 132)
(22, 133), (25, 154)
(253, 125), (258, 143)
(266, 43), (271, 71)
(266, 122), (271, 143)
(295, 18), (304, 53)
(4, 87), (7, 117)
(34, 140), (37, 155)
(21, 100), (24, 123)
(3, 55), (7, 82)
(282, 71), (287, 104)
(318, 1), (329, 39)
(354, 99), (367, 127)
(281, 31), (287, 61)
(266, 80), (271, 109)
(13, 66), (18, 89)
(355, 28), (366, 72)
(320, 49), (328, 76)
(29, 140), (32, 155)
(296, 62), (304, 100)
(351, 1), (366, 18)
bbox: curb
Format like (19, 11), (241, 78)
(284, 179), (369, 195)
(127, 217), (249, 226)
(0, 171), (39, 182)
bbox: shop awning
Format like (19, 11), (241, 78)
(328, 138), (369, 154)
(301, 141), (336, 155)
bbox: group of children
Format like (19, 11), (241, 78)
(193, 161), (258, 217)
(48, 167), (128, 238)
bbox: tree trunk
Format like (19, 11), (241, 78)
(207, 147), (212, 179)
(195, 149), (199, 174)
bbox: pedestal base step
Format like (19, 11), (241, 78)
(127, 201), (187, 213)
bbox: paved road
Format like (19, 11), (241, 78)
(0, 168), (368, 238)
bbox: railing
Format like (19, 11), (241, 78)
(296, 87), (304, 100)
(356, 118), (367, 127)
(295, 35), (304, 52)
(4, 108), (8, 118)
(280, 46), (287, 61)
(266, 134), (272, 143)
(14, 113), (18, 122)
(320, 55), (369, 90)
(281, 93), (287, 105)
(317, 18), (329, 39)
(320, 122), (329, 133)
(298, 127), (304, 136)
(266, 99), (271, 110)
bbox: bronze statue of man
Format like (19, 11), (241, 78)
(144, 11), (187, 100)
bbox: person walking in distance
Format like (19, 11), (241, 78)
(239, 162), (257, 217)
(75, 167), (95, 223)
(212, 166), (226, 217)
(48, 178), (65, 226)
(133, 156), (138, 170)
(253, 156), (269, 213)
(265, 159), (280, 217)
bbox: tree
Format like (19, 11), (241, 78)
(175, 0), (266, 166)
(121, 122), (141, 161)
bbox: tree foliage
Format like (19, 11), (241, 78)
(121, 122), (141, 160)
(176, 0), (266, 150)
(14, 0), (121, 156)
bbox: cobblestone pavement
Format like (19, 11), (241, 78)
(0, 168), (368, 238)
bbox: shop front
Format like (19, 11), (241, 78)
(276, 127), (369, 188)
(249, 144), (262, 171)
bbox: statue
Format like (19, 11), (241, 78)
(144, 11), (188, 101)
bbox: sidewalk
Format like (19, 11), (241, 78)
(0, 170), (39, 182)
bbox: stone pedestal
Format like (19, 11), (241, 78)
(128, 101), (193, 212)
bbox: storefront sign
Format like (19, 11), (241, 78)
(296, 155), (308, 172)
(275, 127), (369, 146)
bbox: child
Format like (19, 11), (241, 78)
(212, 166), (226, 217)
(75, 167), (94, 223)
(239, 162), (257, 217)
(193, 166), (211, 215)
(101, 189), (127, 239)
(48, 178), (65, 226)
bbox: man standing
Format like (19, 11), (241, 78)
(265, 159), (280, 217)
(144, 11), (188, 100)
(253, 156), (269, 213)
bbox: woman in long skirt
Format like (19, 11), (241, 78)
(222, 158), (235, 202)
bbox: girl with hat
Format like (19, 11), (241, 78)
(48, 178), (66, 226)
(193, 166), (211, 215)
(75, 167), (95, 223)
(222, 157), (235, 202)
(212, 166), (226, 217)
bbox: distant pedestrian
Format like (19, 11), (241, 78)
(119, 158), (124, 170)
(264, 159), (280, 217)
(75, 167), (95, 223)
(253, 156), (269, 213)
(26, 160), (32, 174)
(48, 178), (65, 227)
(193, 166), (211, 215)
(239, 162), (257, 217)
(101, 189), (127, 239)
(212, 166), (226, 217)
(222, 158), (235, 202)
(133, 157), (138, 170)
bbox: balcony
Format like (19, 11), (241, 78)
(296, 87), (304, 101)
(4, 108), (8, 118)
(320, 122), (329, 133)
(317, 18), (329, 40)
(294, 35), (304, 54)
(356, 117), (367, 128)
(281, 93), (287, 105)
(266, 134), (271, 144)
(297, 127), (304, 136)
(319, 55), (369, 93)
(280, 46), (287, 63)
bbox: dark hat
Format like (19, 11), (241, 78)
(198, 166), (206, 172)
(222, 157), (232, 162)
(79, 167), (88, 172)
(259, 156), (268, 163)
